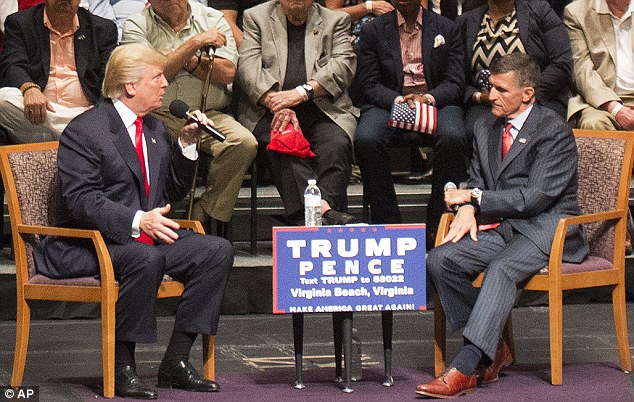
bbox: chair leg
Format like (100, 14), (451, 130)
(0, 181), (4, 250)
(101, 299), (116, 398)
(548, 290), (563, 385)
(612, 282), (632, 373)
(433, 292), (446, 378)
(10, 298), (30, 388)
(202, 335), (215, 381)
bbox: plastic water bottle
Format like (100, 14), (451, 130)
(304, 179), (322, 227)
(351, 328), (363, 381)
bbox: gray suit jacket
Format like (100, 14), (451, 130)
(236, 1), (358, 138)
(564, 0), (626, 120)
(469, 104), (588, 262)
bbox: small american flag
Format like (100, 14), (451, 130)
(388, 101), (437, 135)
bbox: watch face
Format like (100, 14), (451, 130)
(471, 188), (481, 204)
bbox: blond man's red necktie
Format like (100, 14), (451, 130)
(133, 117), (153, 245)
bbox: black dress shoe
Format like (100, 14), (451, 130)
(158, 360), (220, 392)
(322, 209), (358, 225)
(115, 365), (158, 399)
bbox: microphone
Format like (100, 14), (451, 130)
(444, 182), (460, 212)
(169, 100), (226, 142)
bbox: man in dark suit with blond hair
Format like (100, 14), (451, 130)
(417, 53), (588, 398)
(36, 43), (233, 399)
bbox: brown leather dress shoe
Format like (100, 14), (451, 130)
(477, 341), (513, 384)
(415, 367), (477, 398)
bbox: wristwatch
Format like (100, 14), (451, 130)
(470, 188), (482, 206)
(301, 83), (314, 100)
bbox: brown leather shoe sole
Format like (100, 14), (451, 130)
(415, 387), (476, 399)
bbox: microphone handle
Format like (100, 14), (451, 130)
(186, 111), (226, 142)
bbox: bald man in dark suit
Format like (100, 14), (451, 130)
(416, 53), (588, 398)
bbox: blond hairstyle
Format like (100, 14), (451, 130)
(102, 44), (167, 99)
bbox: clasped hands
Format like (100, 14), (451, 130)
(194, 28), (226, 51)
(262, 91), (304, 132)
(395, 93), (434, 108)
(263, 89), (305, 114)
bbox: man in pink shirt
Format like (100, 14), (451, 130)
(0, 0), (117, 143)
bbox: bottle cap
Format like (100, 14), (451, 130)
(308, 179), (317, 185)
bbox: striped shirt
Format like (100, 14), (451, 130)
(397, 6), (427, 96)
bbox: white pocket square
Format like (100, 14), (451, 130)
(433, 35), (445, 48)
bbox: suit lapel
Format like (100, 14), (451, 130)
(465, 7), (486, 69)
(35, 8), (51, 85)
(73, 14), (88, 84)
(421, 9), (434, 84)
(516, 1), (531, 53)
(145, 126), (161, 208)
(385, 14), (404, 89)
(304, 6), (322, 80)
(488, 117), (504, 183)
(107, 103), (148, 209)
(593, 8), (617, 68)
(272, 5), (289, 85)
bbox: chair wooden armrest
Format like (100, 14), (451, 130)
(434, 212), (455, 247)
(173, 219), (205, 234)
(16, 224), (115, 286)
(547, 209), (626, 276)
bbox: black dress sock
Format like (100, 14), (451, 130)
(450, 339), (483, 375)
(162, 330), (197, 367)
(115, 340), (136, 370)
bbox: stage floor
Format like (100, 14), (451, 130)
(0, 304), (632, 400)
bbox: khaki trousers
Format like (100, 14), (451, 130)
(153, 109), (257, 222)
(576, 97), (634, 131)
(0, 87), (88, 143)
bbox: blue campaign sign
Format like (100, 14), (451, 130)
(272, 224), (426, 314)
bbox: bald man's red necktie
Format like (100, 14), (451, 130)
(501, 122), (513, 159)
(134, 117), (154, 245)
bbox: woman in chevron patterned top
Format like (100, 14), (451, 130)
(457, 0), (572, 144)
